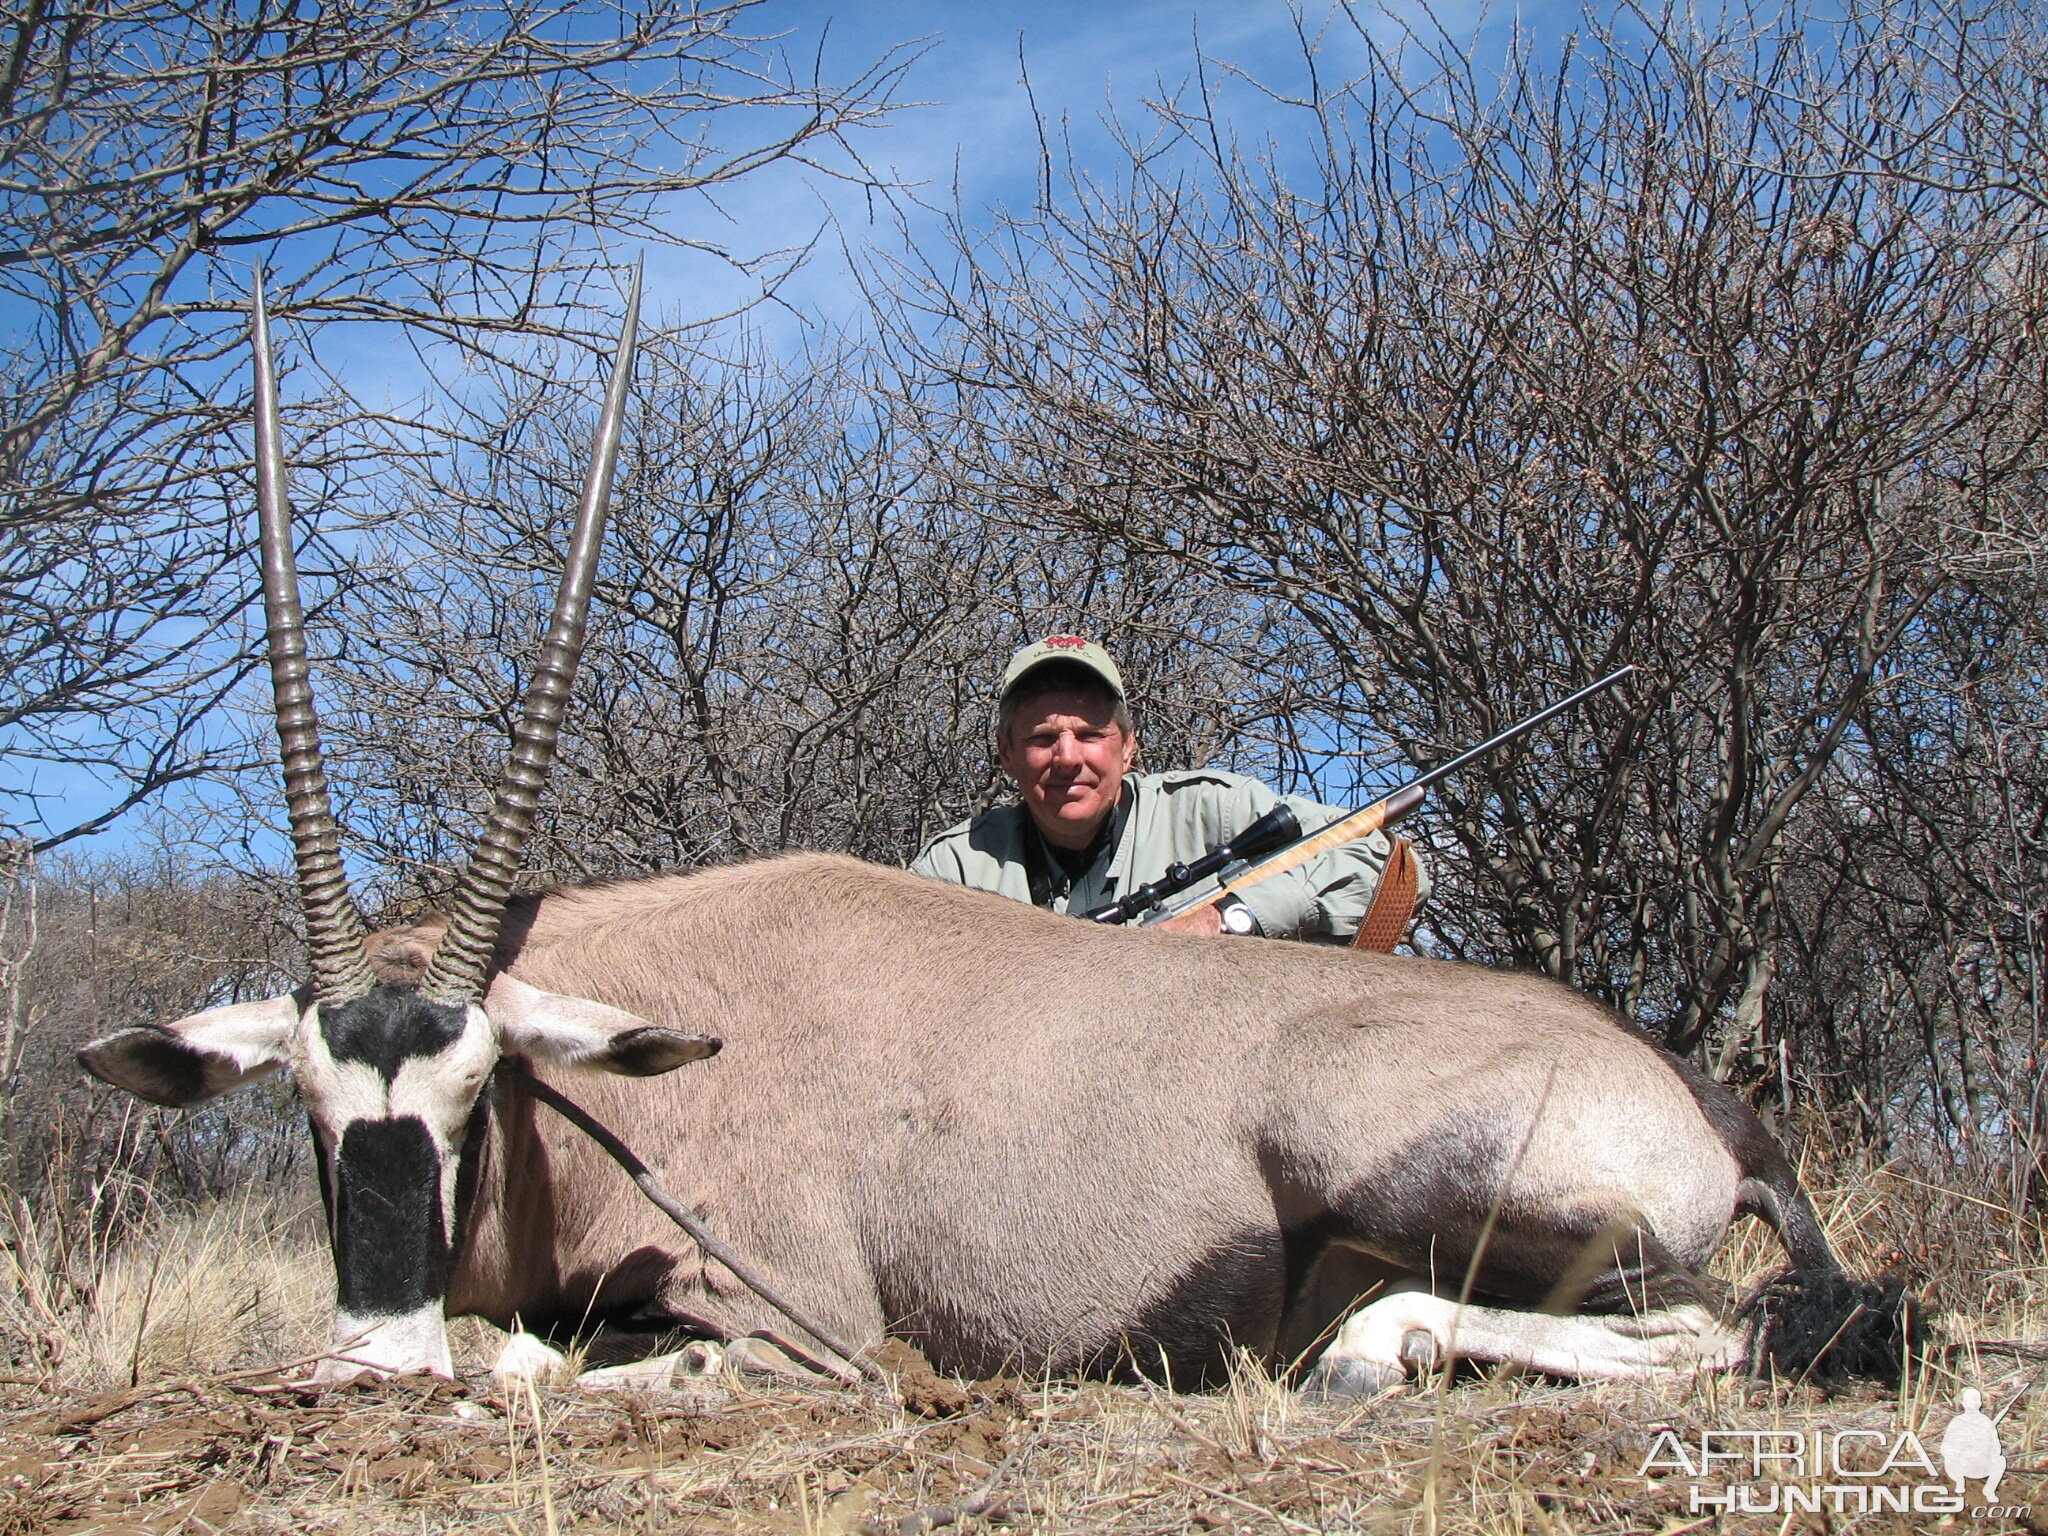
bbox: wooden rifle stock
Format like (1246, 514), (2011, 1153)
(1148, 783), (1425, 925)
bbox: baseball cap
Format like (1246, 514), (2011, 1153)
(999, 635), (1126, 703)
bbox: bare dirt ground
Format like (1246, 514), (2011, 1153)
(1, 1159), (2042, 1535)
(2, 1343), (2042, 1535)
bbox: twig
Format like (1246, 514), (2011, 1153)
(1159, 1469), (1322, 1534)
(1878, 1169), (2017, 1216)
(1137, 1386), (1229, 1455)
(865, 1384), (1052, 1536)
(34, 1343), (365, 1432)
(870, 1490), (1017, 1535)
(510, 1063), (887, 1388)
(1940, 1338), (2048, 1361)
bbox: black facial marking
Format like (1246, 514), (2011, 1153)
(333, 1116), (449, 1315)
(310, 1112), (335, 1229)
(449, 1095), (491, 1265)
(319, 985), (466, 1083)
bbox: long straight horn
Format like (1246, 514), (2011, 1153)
(421, 271), (642, 1006)
(252, 274), (377, 1005)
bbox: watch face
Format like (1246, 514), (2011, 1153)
(1222, 901), (1256, 934)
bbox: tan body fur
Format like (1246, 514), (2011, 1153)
(390, 855), (1754, 1381)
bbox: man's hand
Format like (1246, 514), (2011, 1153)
(1156, 905), (1226, 936)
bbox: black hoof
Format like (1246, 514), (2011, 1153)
(1305, 1355), (1406, 1398)
(1400, 1328), (1440, 1374)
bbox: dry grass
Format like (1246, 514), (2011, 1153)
(0, 1151), (2041, 1535)
(60, 1197), (327, 1391)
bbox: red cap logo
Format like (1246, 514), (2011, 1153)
(1042, 634), (1089, 649)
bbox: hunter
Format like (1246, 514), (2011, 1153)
(909, 637), (1426, 944)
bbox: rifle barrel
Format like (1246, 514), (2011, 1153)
(1140, 664), (1636, 926)
(1398, 666), (1635, 802)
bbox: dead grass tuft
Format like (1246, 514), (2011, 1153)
(0, 1189), (333, 1391)
(72, 1195), (329, 1390)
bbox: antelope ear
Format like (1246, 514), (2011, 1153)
(486, 973), (721, 1077)
(78, 995), (298, 1108)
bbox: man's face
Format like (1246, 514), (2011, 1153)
(998, 686), (1138, 851)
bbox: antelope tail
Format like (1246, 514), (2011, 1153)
(1732, 1142), (1925, 1385)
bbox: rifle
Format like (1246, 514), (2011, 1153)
(1084, 666), (1636, 927)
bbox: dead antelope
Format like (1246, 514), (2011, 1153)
(78, 283), (1915, 1394)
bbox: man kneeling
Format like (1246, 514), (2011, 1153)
(911, 636), (1425, 942)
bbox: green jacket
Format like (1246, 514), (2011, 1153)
(908, 769), (1426, 943)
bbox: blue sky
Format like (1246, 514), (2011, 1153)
(298, 3), (1538, 463)
(45, 0), (1605, 851)
(630, 0), (1535, 348)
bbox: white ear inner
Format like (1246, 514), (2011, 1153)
(174, 994), (301, 1071)
(486, 972), (660, 1063)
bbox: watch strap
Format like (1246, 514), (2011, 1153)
(1215, 891), (1263, 936)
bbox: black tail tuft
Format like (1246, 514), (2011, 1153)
(1736, 1267), (1927, 1386)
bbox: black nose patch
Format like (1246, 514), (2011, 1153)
(333, 1115), (448, 1315)
(320, 985), (467, 1083)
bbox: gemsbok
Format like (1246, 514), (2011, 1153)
(78, 281), (1915, 1394)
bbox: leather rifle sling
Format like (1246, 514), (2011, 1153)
(1350, 836), (1419, 953)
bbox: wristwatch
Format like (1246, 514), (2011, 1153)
(1215, 892), (1263, 936)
